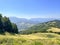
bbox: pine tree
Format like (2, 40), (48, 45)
(3, 16), (12, 33)
(12, 23), (18, 34)
(0, 14), (4, 34)
(0, 14), (18, 34)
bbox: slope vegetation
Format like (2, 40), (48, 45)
(20, 20), (60, 34)
(0, 33), (60, 45)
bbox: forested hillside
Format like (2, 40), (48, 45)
(20, 20), (60, 34)
(0, 14), (18, 34)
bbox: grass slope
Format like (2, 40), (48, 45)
(48, 27), (60, 32)
(0, 33), (60, 45)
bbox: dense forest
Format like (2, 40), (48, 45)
(0, 14), (18, 34)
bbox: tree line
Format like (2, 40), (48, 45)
(0, 14), (18, 34)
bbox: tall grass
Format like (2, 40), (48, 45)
(0, 33), (60, 45)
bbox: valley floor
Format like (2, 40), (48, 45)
(0, 33), (60, 45)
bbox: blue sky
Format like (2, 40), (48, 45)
(0, 0), (60, 19)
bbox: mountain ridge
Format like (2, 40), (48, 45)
(20, 20), (60, 34)
(9, 17), (60, 31)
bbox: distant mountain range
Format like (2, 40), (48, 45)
(9, 17), (60, 31)
(9, 17), (58, 23)
(20, 20), (60, 34)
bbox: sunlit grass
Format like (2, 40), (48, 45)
(0, 33), (60, 45)
(48, 27), (60, 32)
